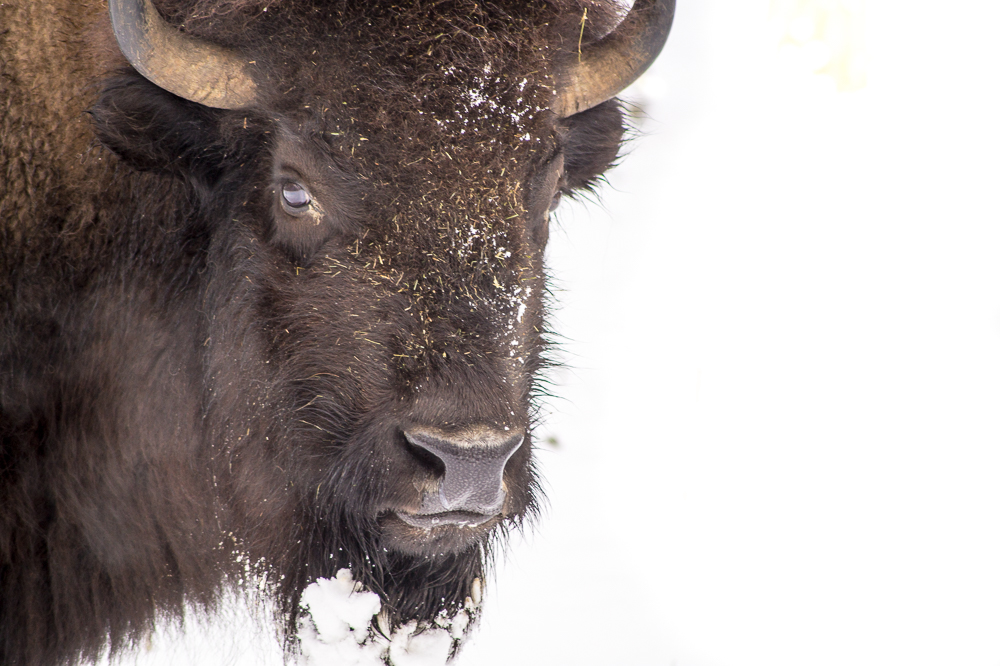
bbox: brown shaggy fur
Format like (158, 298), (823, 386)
(1, 1), (635, 664)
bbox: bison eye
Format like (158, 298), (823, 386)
(280, 182), (312, 212)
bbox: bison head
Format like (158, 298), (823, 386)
(90, 0), (672, 641)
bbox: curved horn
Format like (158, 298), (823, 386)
(109, 0), (256, 109)
(554, 0), (675, 117)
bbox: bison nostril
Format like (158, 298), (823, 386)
(404, 436), (447, 477)
(403, 426), (524, 515)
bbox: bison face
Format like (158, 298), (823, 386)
(204, 111), (554, 559)
(91, 0), (631, 632)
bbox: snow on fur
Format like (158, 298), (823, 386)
(298, 569), (477, 666)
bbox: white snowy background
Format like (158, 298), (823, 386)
(464, 0), (1000, 665)
(115, 0), (1000, 664)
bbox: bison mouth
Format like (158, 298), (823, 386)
(379, 509), (501, 556)
(395, 509), (496, 529)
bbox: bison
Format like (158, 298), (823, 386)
(0, 0), (673, 663)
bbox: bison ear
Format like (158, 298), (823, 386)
(560, 100), (627, 195)
(90, 72), (228, 182)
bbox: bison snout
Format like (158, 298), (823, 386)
(404, 426), (523, 515)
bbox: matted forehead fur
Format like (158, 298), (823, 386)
(161, 0), (626, 393)
(164, 0), (622, 257)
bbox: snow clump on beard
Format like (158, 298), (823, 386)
(297, 569), (480, 665)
